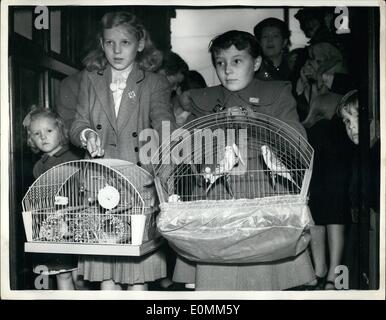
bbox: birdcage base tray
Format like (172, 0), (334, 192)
(24, 238), (163, 257)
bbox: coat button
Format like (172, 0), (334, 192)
(136, 162), (141, 167)
(96, 124), (102, 130)
(134, 147), (139, 152)
(132, 132), (138, 137)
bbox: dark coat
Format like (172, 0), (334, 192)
(185, 78), (306, 138)
(33, 144), (80, 179)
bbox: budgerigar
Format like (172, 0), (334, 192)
(204, 143), (245, 196)
(260, 145), (299, 190)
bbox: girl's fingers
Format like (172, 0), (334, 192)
(97, 148), (105, 157)
(87, 133), (99, 157)
(87, 141), (97, 157)
(94, 135), (105, 157)
(85, 131), (104, 158)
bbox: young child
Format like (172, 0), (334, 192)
(336, 89), (380, 213)
(296, 42), (353, 290)
(337, 90), (360, 144)
(336, 90), (380, 289)
(23, 107), (80, 290)
(70, 11), (176, 291)
(176, 30), (316, 290)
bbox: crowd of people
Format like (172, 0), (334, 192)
(23, 8), (379, 291)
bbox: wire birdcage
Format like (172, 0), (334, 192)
(22, 159), (162, 256)
(153, 106), (314, 264)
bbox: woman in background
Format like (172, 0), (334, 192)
(253, 17), (291, 81)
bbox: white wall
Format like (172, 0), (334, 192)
(170, 8), (309, 87)
(171, 8), (284, 86)
(288, 8), (310, 49)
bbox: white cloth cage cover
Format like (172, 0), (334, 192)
(22, 159), (159, 255)
(153, 107), (314, 264)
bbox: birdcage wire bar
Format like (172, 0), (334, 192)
(22, 160), (161, 255)
(152, 108), (315, 264)
(153, 109), (313, 203)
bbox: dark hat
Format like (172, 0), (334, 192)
(294, 8), (326, 23)
(253, 17), (291, 41)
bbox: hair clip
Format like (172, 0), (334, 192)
(22, 104), (39, 128)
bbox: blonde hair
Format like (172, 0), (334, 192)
(336, 90), (358, 118)
(23, 107), (68, 154)
(82, 11), (162, 72)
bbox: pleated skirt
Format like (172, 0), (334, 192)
(194, 250), (315, 291)
(77, 250), (167, 285)
(32, 254), (78, 275)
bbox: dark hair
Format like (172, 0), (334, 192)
(23, 107), (68, 154)
(82, 12), (155, 72)
(253, 18), (291, 47)
(180, 70), (207, 92)
(336, 90), (358, 117)
(209, 30), (260, 66)
(158, 51), (189, 76)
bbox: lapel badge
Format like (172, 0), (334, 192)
(249, 97), (259, 104)
(128, 91), (136, 99)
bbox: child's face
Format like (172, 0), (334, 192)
(341, 107), (359, 145)
(259, 26), (287, 59)
(214, 45), (260, 92)
(101, 26), (144, 71)
(29, 117), (63, 155)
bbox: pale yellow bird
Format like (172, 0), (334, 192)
(204, 143), (245, 195)
(261, 145), (299, 190)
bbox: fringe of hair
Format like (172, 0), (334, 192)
(82, 11), (163, 73)
(23, 106), (69, 154)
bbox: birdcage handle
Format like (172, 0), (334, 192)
(226, 106), (252, 117)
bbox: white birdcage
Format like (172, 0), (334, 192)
(153, 106), (314, 264)
(22, 159), (162, 256)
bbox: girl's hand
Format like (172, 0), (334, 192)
(85, 131), (104, 158)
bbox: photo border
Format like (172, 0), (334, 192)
(1, 0), (385, 301)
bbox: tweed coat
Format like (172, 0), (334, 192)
(70, 63), (176, 171)
(69, 63), (174, 284)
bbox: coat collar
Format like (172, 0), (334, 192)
(92, 62), (145, 83)
(89, 65), (116, 130)
(217, 78), (290, 109)
(216, 79), (262, 108)
(41, 144), (70, 163)
(99, 63), (145, 83)
(88, 63), (145, 131)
